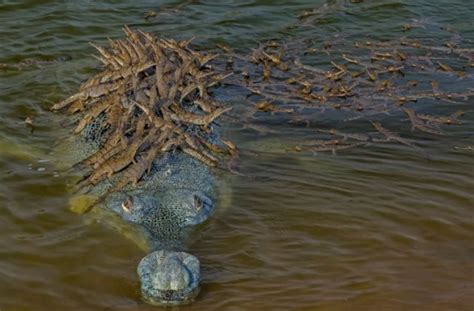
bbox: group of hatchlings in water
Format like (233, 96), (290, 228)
(49, 25), (473, 193)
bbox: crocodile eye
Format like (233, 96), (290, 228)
(121, 196), (134, 213)
(193, 195), (203, 211)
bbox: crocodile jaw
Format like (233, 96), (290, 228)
(137, 250), (200, 306)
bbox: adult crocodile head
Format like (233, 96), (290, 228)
(112, 189), (214, 231)
(101, 152), (216, 306)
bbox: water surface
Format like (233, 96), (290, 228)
(0, 1), (473, 310)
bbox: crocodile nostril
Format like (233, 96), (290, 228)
(122, 196), (134, 213)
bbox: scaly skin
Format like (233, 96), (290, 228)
(103, 151), (216, 246)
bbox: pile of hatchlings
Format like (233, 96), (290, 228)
(52, 26), (236, 191)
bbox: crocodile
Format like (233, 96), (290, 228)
(60, 127), (219, 306)
(53, 27), (234, 306)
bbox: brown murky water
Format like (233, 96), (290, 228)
(1, 1), (473, 310)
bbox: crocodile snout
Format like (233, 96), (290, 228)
(137, 250), (200, 306)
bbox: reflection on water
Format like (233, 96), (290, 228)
(0, 0), (473, 310)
